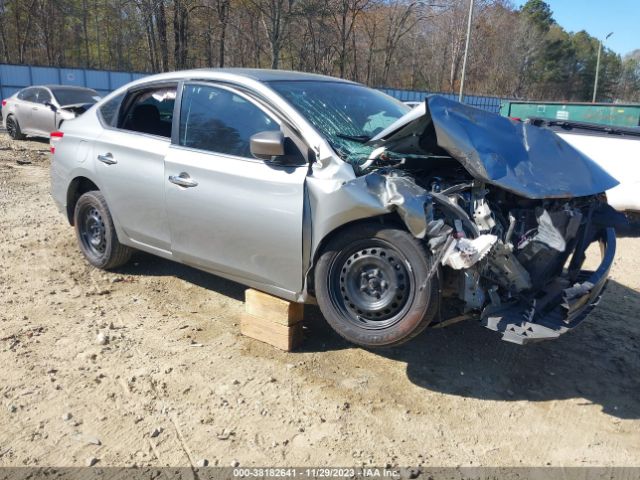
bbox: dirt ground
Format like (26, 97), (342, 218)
(0, 133), (639, 469)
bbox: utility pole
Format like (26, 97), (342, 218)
(593, 32), (613, 103)
(458, 0), (474, 103)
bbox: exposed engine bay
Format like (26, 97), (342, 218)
(342, 163), (620, 344)
(330, 96), (625, 344)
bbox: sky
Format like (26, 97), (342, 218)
(512, 0), (639, 57)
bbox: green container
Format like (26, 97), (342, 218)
(500, 101), (640, 128)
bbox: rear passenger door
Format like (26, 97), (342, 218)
(93, 83), (177, 254)
(164, 82), (308, 294)
(16, 88), (38, 132)
(31, 88), (56, 135)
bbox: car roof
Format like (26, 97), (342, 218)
(133, 68), (358, 86)
(195, 68), (355, 83)
(43, 85), (97, 91)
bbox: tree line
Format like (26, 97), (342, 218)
(0, 0), (638, 102)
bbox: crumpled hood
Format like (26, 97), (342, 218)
(368, 95), (619, 199)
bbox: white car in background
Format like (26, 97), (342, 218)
(2, 85), (101, 140)
(529, 118), (640, 219)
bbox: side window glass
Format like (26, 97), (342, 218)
(99, 93), (125, 127)
(119, 86), (176, 138)
(37, 89), (52, 105)
(178, 84), (279, 157)
(20, 88), (37, 102)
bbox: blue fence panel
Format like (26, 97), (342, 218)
(31, 66), (60, 85)
(0, 65), (32, 99)
(60, 68), (85, 86)
(85, 70), (110, 91)
(0, 64), (31, 87)
(0, 63), (507, 114)
(0, 63), (149, 101)
(1, 86), (21, 99)
(379, 87), (505, 114)
(109, 72), (133, 89)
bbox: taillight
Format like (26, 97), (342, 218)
(1, 100), (6, 107)
(50, 131), (64, 154)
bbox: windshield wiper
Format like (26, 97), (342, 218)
(336, 133), (371, 143)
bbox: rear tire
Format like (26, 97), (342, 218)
(315, 223), (439, 348)
(73, 191), (133, 269)
(6, 115), (25, 140)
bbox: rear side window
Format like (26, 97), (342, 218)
(99, 93), (125, 127)
(119, 86), (176, 138)
(36, 89), (52, 104)
(18, 88), (37, 102)
(178, 84), (279, 157)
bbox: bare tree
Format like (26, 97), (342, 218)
(0, 0), (632, 103)
(246, 0), (297, 68)
(330, 0), (369, 78)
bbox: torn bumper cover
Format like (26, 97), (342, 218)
(481, 227), (616, 344)
(329, 171), (618, 344)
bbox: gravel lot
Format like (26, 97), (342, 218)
(0, 133), (639, 468)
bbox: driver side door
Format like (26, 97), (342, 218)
(164, 82), (308, 295)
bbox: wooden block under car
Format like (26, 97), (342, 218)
(244, 288), (304, 326)
(240, 312), (303, 351)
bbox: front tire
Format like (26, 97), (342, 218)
(6, 115), (25, 140)
(74, 191), (133, 269)
(315, 223), (439, 348)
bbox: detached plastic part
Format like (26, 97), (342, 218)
(480, 227), (615, 344)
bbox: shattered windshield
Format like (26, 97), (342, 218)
(268, 80), (409, 166)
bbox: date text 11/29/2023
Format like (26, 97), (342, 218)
(232, 468), (407, 478)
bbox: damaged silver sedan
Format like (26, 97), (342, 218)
(50, 69), (623, 347)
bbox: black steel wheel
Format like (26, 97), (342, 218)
(6, 116), (25, 140)
(78, 205), (108, 258)
(73, 190), (133, 269)
(333, 245), (412, 329)
(315, 222), (439, 348)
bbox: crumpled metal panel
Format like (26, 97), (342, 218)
(356, 170), (432, 238)
(306, 169), (435, 266)
(328, 170), (431, 238)
(368, 95), (619, 199)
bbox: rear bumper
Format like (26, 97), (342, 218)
(481, 227), (616, 344)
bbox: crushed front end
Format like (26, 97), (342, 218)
(344, 169), (621, 344)
(424, 182), (618, 344)
(347, 95), (626, 344)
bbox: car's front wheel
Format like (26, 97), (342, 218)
(6, 115), (25, 140)
(315, 222), (439, 348)
(74, 191), (133, 269)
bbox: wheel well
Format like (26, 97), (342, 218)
(305, 213), (405, 296)
(66, 177), (99, 225)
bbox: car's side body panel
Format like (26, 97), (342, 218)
(93, 128), (172, 253)
(15, 93), (34, 132)
(165, 144), (307, 293)
(51, 70), (342, 301)
(31, 88), (56, 134)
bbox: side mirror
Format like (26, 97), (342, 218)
(45, 102), (58, 112)
(250, 130), (285, 161)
